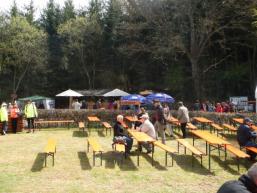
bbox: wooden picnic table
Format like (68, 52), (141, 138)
(34, 120), (74, 129)
(232, 118), (243, 125)
(193, 117), (213, 130)
(190, 130), (230, 170)
(127, 129), (156, 166)
(87, 116), (100, 122)
(125, 116), (138, 122)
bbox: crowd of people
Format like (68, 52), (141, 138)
(0, 100), (38, 135)
(113, 99), (189, 155)
(192, 100), (236, 113)
(71, 99), (121, 110)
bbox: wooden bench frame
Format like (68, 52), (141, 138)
(153, 141), (177, 167)
(176, 139), (205, 167)
(78, 122), (89, 134)
(222, 124), (237, 134)
(102, 122), (112, 136)
(112, 143), (126, 165)
(44, 139), (57, 167)
(225, 144), (250, 171)
(87, 137), (103, 166)
(210, 123), (224, 136)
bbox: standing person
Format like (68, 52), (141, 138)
(177, 101), (190, 138)
(193, 100), (201, 111)
(153, 100), (166, 144)
(72, 99), (82, 110)
(163, 103), (174, 137)
(0, 102), (8, 135)
(113, 115), (133, 154)
(24, 100), (38, 133)
(217, 162), (257, 193)
(10, 102), (20, 133)
(136, 114), (156, 153)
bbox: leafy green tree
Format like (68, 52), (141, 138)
(1, 17), (47, 96)
(62, 0), (76, 22)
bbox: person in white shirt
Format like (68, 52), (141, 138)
(177, 101), (190, 138)
(136, 114), (156, 153)
(72, 99), (82, 110)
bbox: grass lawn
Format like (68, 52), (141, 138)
(0, 128), (251, 193)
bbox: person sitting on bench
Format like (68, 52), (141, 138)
(136, 114), (156, 154)
(237, 117), (257, 160)
(113, 115), (133, 154)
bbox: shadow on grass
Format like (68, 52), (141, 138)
(141, 153), (167, 171)
(97, 130), (105, 137)
(117, 153), (138, 171)
(212, 155), (241, 175)
(173, 154), (211, 175)
(73, 131), (88, 138)
(78, 152), (92, 170)
(31, 153), (45, 172)
(102, 151), (116, 169)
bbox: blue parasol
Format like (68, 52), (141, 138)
(121, 94), (146, 103)
(146, 93), (175, 103)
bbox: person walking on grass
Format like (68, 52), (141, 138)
(24, 100), (38, 133)
(0, 102), (8, 135)
(153, 99), (166, 144)
(177, 101), (189, 138)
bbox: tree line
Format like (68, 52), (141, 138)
(0, 0), (257, 102)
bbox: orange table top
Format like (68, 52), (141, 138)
(187, 123), (197, 130)
(232, 118), (243, 124)
(211, 123), (224, 131)
(102, 122), (112, 128)
(190, 130), (230, 145)
(222, 124), (237, 131)
(252, 125), (257, 131)
(127, 129), (155, 142)
(167, 117), (179, 123)
(193, 117), (213, 124)
(121, 122), (128, 128)
(125, 116), (138, 122)
(87, 116), (100, 122)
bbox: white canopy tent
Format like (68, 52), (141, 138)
(56, 89), (83, 108)
(103, 88), (130, 97)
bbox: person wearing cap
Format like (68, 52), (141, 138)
(113, 115), (133, 154)
(177, 101), (190, 138)
(237, 118), (257, 160)
(24, 100), (38, 133)
(10, 101), (20, 133)
(136, 114), (156, 153)
(0, 102), (8, 135)
(153, 99), (166, 144)
(217, 162), (257, 193)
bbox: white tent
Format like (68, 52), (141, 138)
(56, 89), (83, 109)
(103, 88), (130, 97)
(56, 89), (83, 97)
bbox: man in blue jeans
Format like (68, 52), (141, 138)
(237, 118), (257, 160)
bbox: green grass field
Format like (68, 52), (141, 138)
(0, 128), (251, 193)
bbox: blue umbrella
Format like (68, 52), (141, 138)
(146, 93), (175, 103)
(121, 94), (146, 103)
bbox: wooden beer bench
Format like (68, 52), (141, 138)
(102, 122), (112, 135)
(176, 139), (205, 167)
(153, 141), (177, 166)
(35, 120), (74, 130)
(87, 137), (104, 166)
(44, 139), (57, 167)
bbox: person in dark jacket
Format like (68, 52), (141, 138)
(217, 162), (257, 193)
(237, 118), (257, 160)
(113, 115), (133, 153)
(153, 100), (166, 144)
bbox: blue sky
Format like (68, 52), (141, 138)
(0, 0), (90, 17)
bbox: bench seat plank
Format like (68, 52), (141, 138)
(176, 139), (204, 156)
(226, 145), (249, 158)
(223, 124), (237, 132)
(154, 141), (176, 153)
(88, 137), (103, 152)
